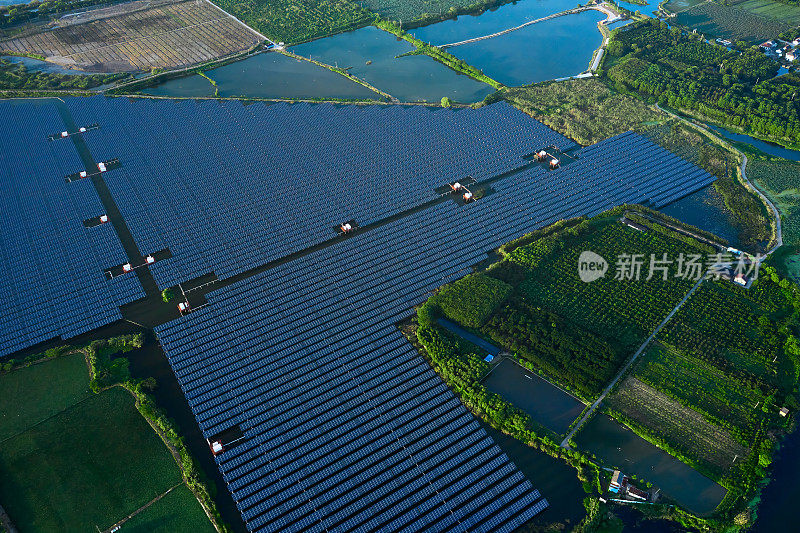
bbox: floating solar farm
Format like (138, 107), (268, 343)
(1, 96), (716, 532)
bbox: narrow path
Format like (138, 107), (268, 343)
(740, 154), (783, 255)
(55, 101), (161, 298)
(655, 104), (783, 255)
(438, 7), (588, 48)
(101, 483), (183, 533)
(560, 276), (705, 447)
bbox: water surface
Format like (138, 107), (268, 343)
(445, 11), (606, 86)
(292, 26), (493, 103)
(660, 185), (741, 247)
(411, 0), (580, 45)
(574, 414), (727, 515)
(708, 125), (800, 162)
(142, 53), (379, 100)
(483, 358), (585, 434)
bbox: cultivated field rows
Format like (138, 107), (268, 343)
(607, 376), (750, 473)
(1, 0), (260, 72)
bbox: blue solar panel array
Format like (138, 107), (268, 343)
(0, 102), (144, 358)
(153, 120), (713, 532)
(66, 97), (577, 288)
(2, 96), (717, 532)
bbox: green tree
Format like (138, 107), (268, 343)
(441, 96), (453, 107)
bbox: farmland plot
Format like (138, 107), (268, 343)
(675, 0), (795, 43)
(607, 377), (750, 475)
(0, 0), (261, 72)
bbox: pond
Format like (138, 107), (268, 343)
(659, 184), (741, 248)
(142, 52), (379, 100)
(2, 55), (94, 75)
(481, 421), (587, 530)
(291, 26), (494, 103)
(708, 124), (800, 162)
(574, 414), (727, 515)
(443, 10), (606, 86)
(410, 0), (580, 45)
(483, 358), (585, 435)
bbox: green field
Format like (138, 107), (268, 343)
(749, 159), (800, 250)
(500, 78), (665, 146)
(606, 375), (749, 476)
(360, 0), (503, 23)
(676, 0), (796, 42)
(121, 485), (214, 533)
(211, 0), (373, 44)
(427, 211), (714, 399)
(0, 353), (211, 532)
(0, 353), (91, 438)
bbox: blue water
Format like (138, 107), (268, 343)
(2, 55), (94, 75)
(411, 0), (580, 45)
(708, 125), (800, 162)
(142, 52), (378, 100)
(445, 10), (606, 86)
(482, 358), (586, 434)
(660, 185), (740, 247)
(292, 26), (494, 103)
(575, 414), (727, 515)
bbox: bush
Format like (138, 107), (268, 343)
(435, 273), (511, 327)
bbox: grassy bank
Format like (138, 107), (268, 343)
(374, 18), (503, 89)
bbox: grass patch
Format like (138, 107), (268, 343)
(0, 352), (90, 439)
(435, 273), (511, 327)
(499, 77), (665, 146)
(0, 388), (182, 531)
(121, 484), (215, 533)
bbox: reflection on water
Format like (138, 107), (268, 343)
(574, 414), (727, 515)
(483, 358), (585, 435)
(444, 11), (606, 86)
(292, 26), (493, 103)
(142, 53), (378, 100)
(2, 55), (94, 75)
(481, 421), (587, 529)
(659, 185), (740, 247)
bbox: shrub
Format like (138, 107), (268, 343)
(435, 273), (511, 327)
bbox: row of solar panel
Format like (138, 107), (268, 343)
(67, 97), (575, 288)
(0, 102), (146, 358)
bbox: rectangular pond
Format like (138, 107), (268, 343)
(142, 52), (379, 100)
(574, 414), (727, 515)
(483, 358), (585, 435)
(291, 26), (494, 103)
(445, 10), (606, 87)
